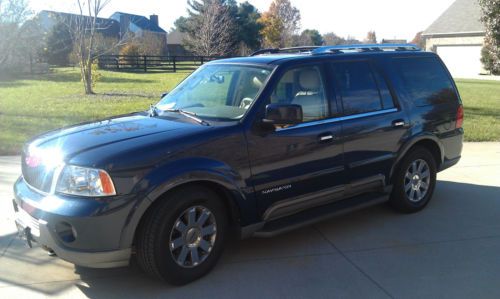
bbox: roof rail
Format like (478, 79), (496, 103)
(311, 43), (421, 55)
(250, 46), (320, 56)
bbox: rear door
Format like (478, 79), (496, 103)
(330, 59), (409, 193)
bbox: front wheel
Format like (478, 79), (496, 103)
(389, 147), (437, 213)
(135, 186), (227, 285)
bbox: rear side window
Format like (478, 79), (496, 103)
(394, 56), (458, 106)
(331, 61), (393, 115)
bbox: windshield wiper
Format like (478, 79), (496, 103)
(164, 108), (210, 126)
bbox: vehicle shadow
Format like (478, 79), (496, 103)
(0, 180), (499, 298)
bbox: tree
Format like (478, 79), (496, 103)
(45, 21), (73, 66)
(182, 0), (237, 56)
(323, 32), (346, 45)
(364, 31), (377, 44)
(259, 0), (301, 48)
(479, 0), (500, 74)
(235, 1), (262, 54)
(66, 0), (111, 94)
(0, 0), (31, 69)
(136, 32), (166, 56)
(410, 31), (425, 49)
(297, 29), (323, 46)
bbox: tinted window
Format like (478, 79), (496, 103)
(271, 66), (328, 122)
(372, 68), (395, 109)
(332, 61), (384, 115)
(395, 56), (458, 106)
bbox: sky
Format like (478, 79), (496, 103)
(28, 0), (457, 41)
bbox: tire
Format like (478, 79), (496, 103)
(135, 186), (227, 285)
(389, 147), (437, 213)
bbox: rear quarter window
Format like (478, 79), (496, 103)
(394, 56), (458, 107)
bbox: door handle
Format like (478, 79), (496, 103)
(392, 120), (406, 128)
(318, 133), (334, 142)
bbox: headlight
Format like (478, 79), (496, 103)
(56, 165), (116, 197)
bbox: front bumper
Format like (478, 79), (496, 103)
(12, 177), (146, 268)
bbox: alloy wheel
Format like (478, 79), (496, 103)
(169, 205), (217, 268)
(404, 159), (431, 202)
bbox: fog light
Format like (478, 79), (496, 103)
(55, 222), (77, 243)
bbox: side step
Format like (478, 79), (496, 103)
(253, 193), (389, 238)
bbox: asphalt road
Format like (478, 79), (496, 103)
(0, 142), (499, 298)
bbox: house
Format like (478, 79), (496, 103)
(381, 39), (407, 44)
(37, 10), (120, 37)
(422, 0), (486, 78)
(37, 10), (168, 54)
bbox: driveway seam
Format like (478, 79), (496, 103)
(222, 250), (339, 265)
(342, 234), (500, 254)
(313, 226), (395, 299)
(0, 236), (15, 258)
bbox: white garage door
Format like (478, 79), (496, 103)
(436, 45), (483, 78)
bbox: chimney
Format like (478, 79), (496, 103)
(150, 14), (159, 27)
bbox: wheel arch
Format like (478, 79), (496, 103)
(120, 176), (247, 249)
(390, 135), (443, 182)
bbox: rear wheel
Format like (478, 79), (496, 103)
(390, 147), (437, 213)
(136, 186), (227, 285)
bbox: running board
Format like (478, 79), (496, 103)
(253, 193), (389, 238)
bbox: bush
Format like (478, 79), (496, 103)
(119, 43), (141, 67)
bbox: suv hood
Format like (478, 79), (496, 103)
(26, 112), (210, 160)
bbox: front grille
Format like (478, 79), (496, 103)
(21, 151), (55, 193)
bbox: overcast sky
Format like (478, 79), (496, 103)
(28, 0), (456, 41)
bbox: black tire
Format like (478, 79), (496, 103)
(135, 186), (227, 285)
(389, 147), (437, 213)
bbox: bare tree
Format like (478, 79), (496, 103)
(184, 0), (236, 56)
(136, 31), (166, 56)
(66, 0), (111, 94)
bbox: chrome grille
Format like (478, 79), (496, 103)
(21, 151), (55, 193)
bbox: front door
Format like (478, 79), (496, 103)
(246, 63), (345, 221)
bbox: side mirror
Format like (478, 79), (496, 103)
(160, 92), (168, 99)
(263, 103), (303, 125)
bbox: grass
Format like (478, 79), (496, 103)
(0, 68), (499, 155)
(455, 79), (500, 142)
(0, 68), (190, 155)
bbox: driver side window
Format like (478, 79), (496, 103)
(271, 66), (328, 122)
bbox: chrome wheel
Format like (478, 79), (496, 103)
(404, 159), (431, 202)
(169, 205), (217, 268)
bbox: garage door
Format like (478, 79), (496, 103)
(436, 45), (483, 78)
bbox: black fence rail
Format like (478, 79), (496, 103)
(97, 55), (227, 72)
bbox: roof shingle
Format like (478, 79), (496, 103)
(423, 0), (485, 36)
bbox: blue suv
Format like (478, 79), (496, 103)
(13, 44), (464, 284)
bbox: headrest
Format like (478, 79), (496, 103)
(298, 69), (320, 91)
(252, 76), (263, 89)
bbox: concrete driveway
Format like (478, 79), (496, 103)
(0, 143), (499, 298)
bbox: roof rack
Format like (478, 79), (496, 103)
(250, 46), (320, 56)
(311, 43), (421, 55)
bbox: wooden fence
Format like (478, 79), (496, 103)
(97, 55), (227, 72)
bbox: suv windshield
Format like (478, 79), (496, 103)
(157, 64), (272, 121)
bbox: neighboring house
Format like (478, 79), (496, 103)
(167, 29), (190, 56)
(37, 10), (120, 37)
(109, 12), (166, 39)
(37, 10), (168, 54)
(422, 0), (486, 78)
(381, 39), (407, 44)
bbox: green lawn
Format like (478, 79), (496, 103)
(454, 78), (500, 142)
(0, 68), (499, 155)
